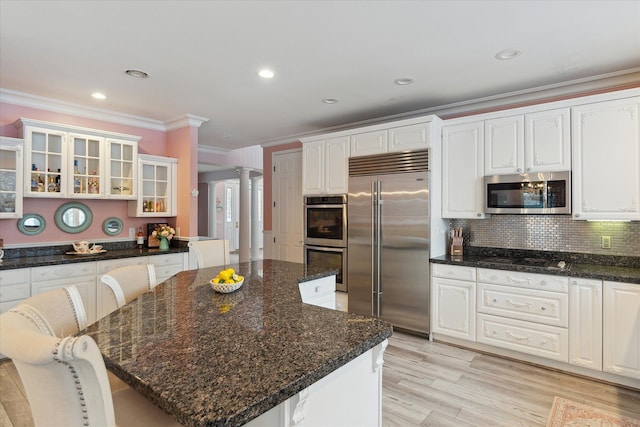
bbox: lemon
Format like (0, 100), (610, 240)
(211, 277), (221, 284)
(219, 270), (232, 280)
(223, 279), (235, 284)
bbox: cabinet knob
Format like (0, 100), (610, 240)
(574, 213), (580, 218)
(540, 280), (547, 286)
(517, 168), (522, 173)
(541, 306), (546, 311)
(477, 213), (482, 217)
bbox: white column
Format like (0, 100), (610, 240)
(238, 168), (251, 262)
(251, 176), (260, 259)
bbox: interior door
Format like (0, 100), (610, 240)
(272, 150), (303, 262)
(224, 181), (239, 251)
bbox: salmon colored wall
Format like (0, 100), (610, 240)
(0, 102), (172, 246)
(166, 126), (198, 238)
(262, 142), (302, 231)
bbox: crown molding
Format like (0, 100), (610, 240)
(198, 144), (230, 155)
(165, 114), (210, 130)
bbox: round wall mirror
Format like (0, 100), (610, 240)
(54, 202), (93, 234)
(17, 213), (46, 235)
(103, 217), (123, 236)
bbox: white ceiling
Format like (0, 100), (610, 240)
(1, 0), (640, 157)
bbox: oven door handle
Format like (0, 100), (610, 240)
(304, 245), (345, 253)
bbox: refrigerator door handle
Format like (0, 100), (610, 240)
(370, 180), (377, 317)
(375, 180), (382, 317)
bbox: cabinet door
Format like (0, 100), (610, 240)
(569, 278), (602, 371)
(68, 133), (104, 198)
(0, 268), (30, 313)
(525, 108), (570, 173)
(484, 115), (524, 175)
(302, 140), (325, 195)
(23, 126), (67, 197)
(431, 276), (476, 341)
(107, 138), (137, 199)
(388, 122), (429, 152)
(603, 280), (640, 380)
(324, 136), (349, 195)
(129, 155), (178, 217)
(442, 121), (486, 218)
(0, 137), (24, 218)
(572, 97), (640, 220)
(350, 130), (387, 157)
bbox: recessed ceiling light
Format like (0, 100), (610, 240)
(125, 69), (149, 78)
(394, 77), (415, 86)
(495, 49), (522, 60)
(91, 92), (106, 100)
(258, 69), (275, 79)
(321, 98), (339, 104)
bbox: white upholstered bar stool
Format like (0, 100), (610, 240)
(0, 286), (182, 427)
(99, 264), (157, 318)
(188, 239), (230, 268)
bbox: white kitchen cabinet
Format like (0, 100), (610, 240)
(431, 264), (477, 341)
(128, 154), (178, 217)
(569, 277), (602, 371)
(16, 118), (140, 200)
(484, 109), (570, 175)
(31, 262), (98, 324)
(0, 137), (24, 218)
(301, 136), (349, 195)
(149, 252), (187, 283)
(0, 268), (30, 313)
(350, 130), (387, 157)
(106, 138), (137, 199)
(484, 115), (524, 175)
(572, 97), (640, 220)
(299, 275), (336, 310)
(603, 280), (640, 380)
(442, 121), (487, 218)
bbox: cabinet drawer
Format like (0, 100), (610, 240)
(0, 268), (30, 286)
(478, 283), (568, 327)
(149, 253), (184, 267)
(477, 268), (568, 293)
(0, 283), (30, 303)
(299, 276), (336, 301)
(477, 313), (568, 362)
(432, 264), (476, 281)
(155, 264), (183, 282)
(97, 256), (148, 274)
(31, 263), (97, 282)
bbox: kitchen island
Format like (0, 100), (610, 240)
(85, 259), (392, 427)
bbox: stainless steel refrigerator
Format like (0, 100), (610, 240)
(347, 150), (430, 335)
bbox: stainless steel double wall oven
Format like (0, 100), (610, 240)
(304, 195), (347, 292)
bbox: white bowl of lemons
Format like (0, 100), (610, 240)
(210, 268), (244, 293)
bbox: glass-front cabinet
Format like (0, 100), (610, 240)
(15, 118), (139, 200)
(0, 136), (24, 218)
(128, 154), (177, 217)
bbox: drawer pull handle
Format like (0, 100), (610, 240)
(506, 299), (531, 309)
(315, 286), (320, 293)
(506, 331), (530, 341)
(541, 306), (546, 311)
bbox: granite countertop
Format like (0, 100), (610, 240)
(0, 245), (188, 270)
(431, 252), (640, 284)
(85, 259), (393, 427)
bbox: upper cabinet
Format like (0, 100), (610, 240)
(0, 136), (24, 218)
(571, 96), (640, 221)
(484, 108), (570, 175)
(350, 122), (431, 157)
(350, 130), (387, 157)
(15, 118), (139, 200)
(442, 121), (487, 219)
(302, 136), (349, 195)
(128, 154), (178, 217)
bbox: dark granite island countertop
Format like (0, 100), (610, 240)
(85, 259), (392, 427)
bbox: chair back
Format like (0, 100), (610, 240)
(188, 239), (230, 269)
(100, 264), (157, 317)
(0, 287), (115, 427)
(17, 286), (87, 338)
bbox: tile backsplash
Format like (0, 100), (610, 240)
(450, 215), (640, 257)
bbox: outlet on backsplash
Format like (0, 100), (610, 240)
(601, 236), (611, 249)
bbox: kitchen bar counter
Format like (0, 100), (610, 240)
(431, 253), (640, 284)
(85, 259), (392, 426)
(0, 245), (188, 270)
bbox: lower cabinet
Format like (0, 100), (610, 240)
(0, 268), (30, 313)
(431, 264), (476, 341)
(603, 280), (640, 380)
(299, 275), (336, 310)
(569, 277), (603, 370)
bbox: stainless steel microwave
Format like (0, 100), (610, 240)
(484, 171), (571, 214)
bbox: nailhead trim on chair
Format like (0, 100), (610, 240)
(62, 287), (82, 332)
(9, 307), (51, 335)
(53, 339), (90, 426)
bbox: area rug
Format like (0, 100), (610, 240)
(546, 396), (640, 426)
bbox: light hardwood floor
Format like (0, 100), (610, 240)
(1, 331), (639, 427)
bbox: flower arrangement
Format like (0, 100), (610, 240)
(152, 224), (175, 240)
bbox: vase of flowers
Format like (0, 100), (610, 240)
(153, 225), (175, 250)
